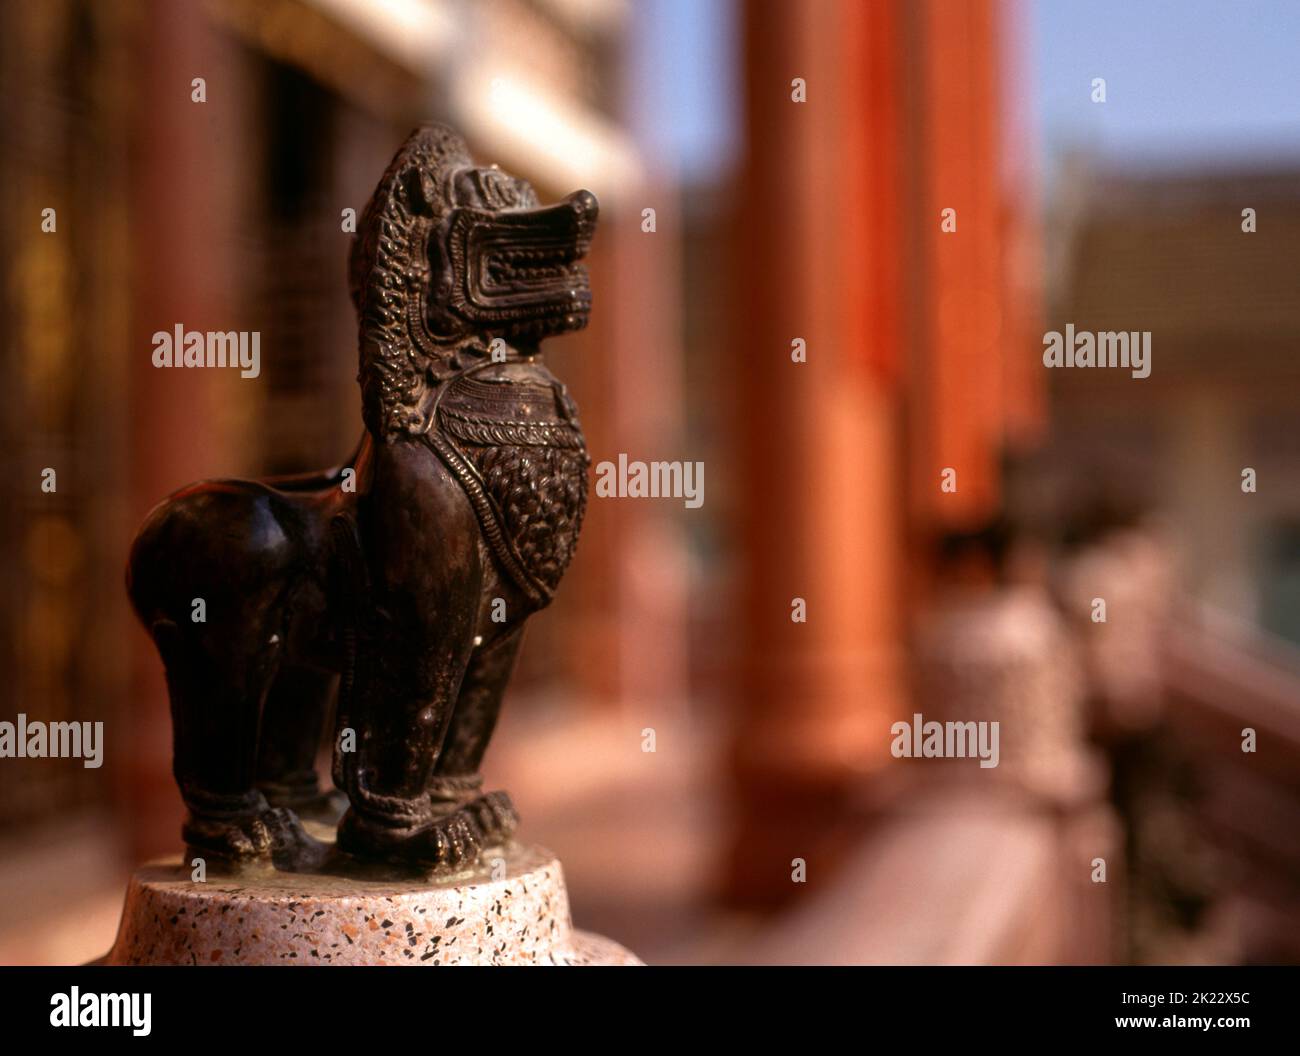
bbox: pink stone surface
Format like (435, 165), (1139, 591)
(106, 843), (640, 966)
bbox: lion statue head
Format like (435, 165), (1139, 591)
(348, 124), (598, 438)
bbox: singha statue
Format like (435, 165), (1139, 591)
(127, 125), (596, 872)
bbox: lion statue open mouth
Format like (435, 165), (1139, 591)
(127, 125), (597, 872)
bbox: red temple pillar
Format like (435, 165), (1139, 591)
(724, 0), (908, 906)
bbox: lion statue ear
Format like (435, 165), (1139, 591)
(403, 166), (439, 216)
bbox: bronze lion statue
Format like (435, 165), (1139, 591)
(127, 125), (596, 871)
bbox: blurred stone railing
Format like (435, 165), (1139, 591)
(1158, 610), (1300, 964)
(742, 781), (1117, 965)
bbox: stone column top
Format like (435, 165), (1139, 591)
(106, 842), (639, 966)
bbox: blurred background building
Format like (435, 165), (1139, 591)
(0, 0), (1296, 965)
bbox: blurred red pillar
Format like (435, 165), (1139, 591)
(724, 0), (907, 907)
(906, 0), (1044, 535)
(122, 1), (247, 862)
(725, 0), (1041, 906)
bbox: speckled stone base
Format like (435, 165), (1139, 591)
(105, 843), (640, 966)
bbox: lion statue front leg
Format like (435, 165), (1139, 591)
(330, 440), (518, 868)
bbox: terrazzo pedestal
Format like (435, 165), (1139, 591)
(105, 842), (640, 966)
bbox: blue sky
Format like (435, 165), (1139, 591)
(1029, 0), (1300, 166)
(629, 0), (1300, 184)
(630, 0), (739, 183)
